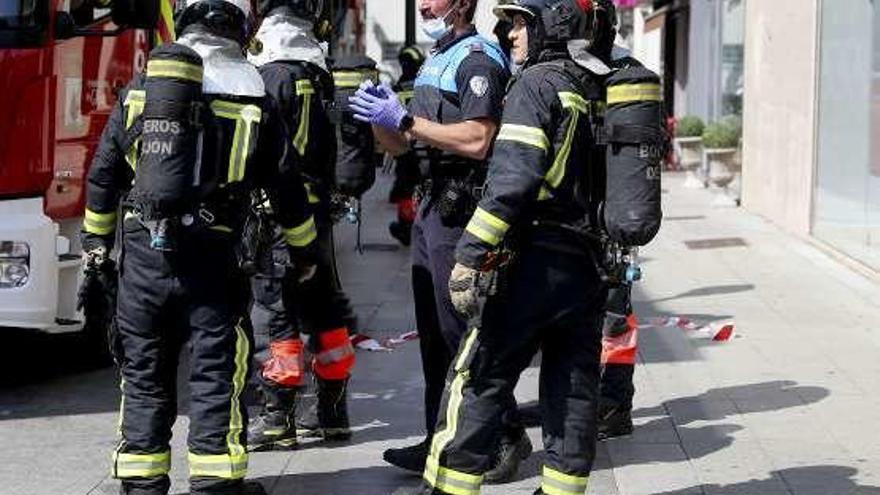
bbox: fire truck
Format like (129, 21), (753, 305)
(0, 1), (169, 348)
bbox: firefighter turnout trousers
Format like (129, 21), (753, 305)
(112, 219), (252, 495)
(424, 242), (606, 495)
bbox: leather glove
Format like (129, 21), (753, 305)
(348, 82), (408, 130)
(448, 263), (482, 318)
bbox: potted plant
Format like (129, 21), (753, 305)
(674, 115), (705, 188)
(703, 116), (742, 206)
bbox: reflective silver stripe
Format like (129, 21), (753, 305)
(423, 458), (482, 495)
(188, 452), (248, 479)
(315, 343), (355, 365)
(465, 207), (510, 246)
(542, 466), (589, 495)
(113, 451), (171, 479)
(496, 124), (550, 151)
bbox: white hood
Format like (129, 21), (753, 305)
(566, 39), (611, 75)
(176, 32), (265, 97)
(248, 12), (328, 71)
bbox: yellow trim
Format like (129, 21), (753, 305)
(558, 92), (588, 114)
(497, 124), (550, 151)
(188, 452), (248, 480)
(113, 450), (171, 479)
(607, 83), (662, 105)
(124, 90), (146, 170)
(425, 327), (481, 492)
(283, 216), (318, 247)
(293, 80), (313, 156)
(398, 90), (415, 104)
(116, 378), (125, 436)
(146, 59), (203, 83)
(544, 110), (580, 189)
(465, 207), (510, 247)
(332, 69), (377, 88)
(295, 79), (315, 95)
(84, 208), (118, 235)
(402, 47), (422, 62)
(542, 466), (589, 495)
(304, 182), (321, 204)
(226, 321), (249, 459)
(423, 458), (482, 495)
(210, 101), (262, 184)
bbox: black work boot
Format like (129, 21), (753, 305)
(597, 403), (633, 440)
(297, 377), (351, 441)
(248, 386), (298, 451)
(383, 438), (429, 473)
(484, 430), (533, 484)
(119, 478), (169, 495)
(189, 479), (266, 495)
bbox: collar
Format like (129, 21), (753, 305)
(249, 12), (328, 71)
(434, 25), (477, 54)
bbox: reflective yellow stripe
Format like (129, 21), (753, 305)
(116, 378), (125, 436)
(188, 452), (248, 480)
(544, 110), (580, 189)
(398, 90), (415, 104)
(304, 183), (321, 204)
(558, 91), (588, 114)
(293, 80), (313, 156)
(84, 208), (118, 235)
(539, 94), (584, 201)
(155, 0), (175, 45)
(542, 466), (589, 495)
(210, 101), (262, 184)
(402, 47), (422, 61)
(332, 70), (377, 88)
(465, 207), (510, 247)
(124, 90), (146, 170)
(607, 83), (662, 105)
(423, 458), (482, 495)
(295, 79), (315, 95)
(283, 216), (317, 247)
(426, 327), (481, 492)
(146, 59), (203, 83)
(226, 321), (249, 459)
(113, 451), (171, 479)
(497, 124), (550, 151)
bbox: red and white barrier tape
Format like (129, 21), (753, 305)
(641, 316), (735, 342)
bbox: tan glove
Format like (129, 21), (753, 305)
(448, 263), (481, 318)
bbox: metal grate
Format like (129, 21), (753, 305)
(684, 237), (748, 250)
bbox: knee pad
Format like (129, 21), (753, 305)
(312, 327), (356, 380)
(262, 338), (306, 387)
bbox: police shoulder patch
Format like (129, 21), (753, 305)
(469, 76), (489, 97)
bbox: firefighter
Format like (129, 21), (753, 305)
(81, 1), (317, 494)
(349, 0), (531, 480)
(415, 1), (611, 493)
(387, 44), (426, 246)
(332, 54), (380, 199)
(245, 0), (358, 448)
(591, 0), (644, 441)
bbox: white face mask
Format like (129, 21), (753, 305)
(421, 2), (457, 40)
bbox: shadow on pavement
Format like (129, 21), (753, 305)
(631, 380), (831, 421)
(650, 284), (755, 304)
(254, 465), (423, 495)
(651, 465), (880, 495)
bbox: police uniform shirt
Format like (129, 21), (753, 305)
(411, 26), (509, 134)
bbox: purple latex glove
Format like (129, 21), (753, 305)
(348, 83), (408, 130)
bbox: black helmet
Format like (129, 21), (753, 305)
(397, 44), (425, 77)
(493, 0), (597, 62)
(176, 0), (256, 47)
(593, 0), (617, 59)
(256, 0), (334, 41)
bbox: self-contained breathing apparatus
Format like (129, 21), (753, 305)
(128, 43), (206, 251)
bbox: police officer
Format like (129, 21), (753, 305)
(81, 1), (317, 493)
(415, 1), (610, 493)
(349, 0), (530, 478)
(245, 0), (358, 448)
(333, 54), (380, 198)
(388, 44), (426, 246)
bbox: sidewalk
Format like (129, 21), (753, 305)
(2, 170), (879, 494)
